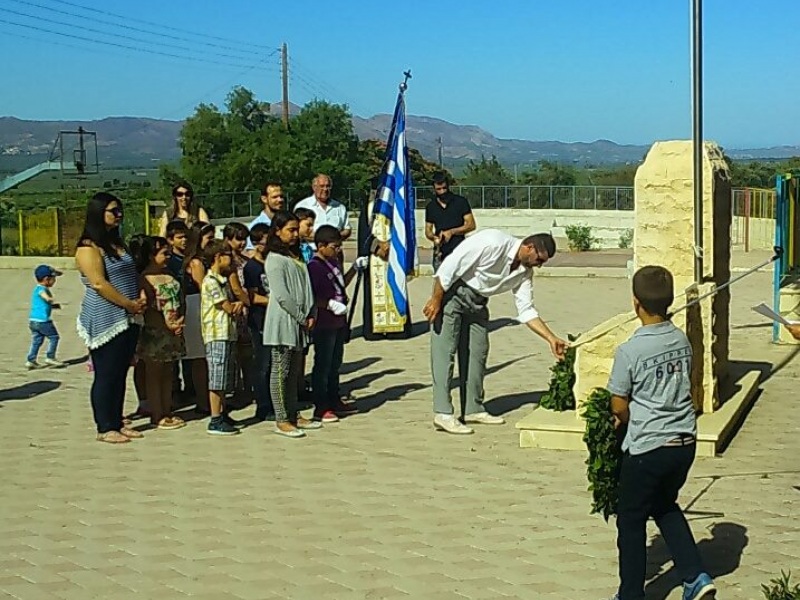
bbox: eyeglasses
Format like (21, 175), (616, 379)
(106, 207), (123, 217)
(175, 192), (192, 198)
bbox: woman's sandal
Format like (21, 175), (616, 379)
(96, 431), (130, 444)
(120, 427), (144, 439)
(157, 417), (186, 431)
(296, 417), (322, 430)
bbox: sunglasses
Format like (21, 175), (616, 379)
(106, 207), (124, 217)
(175, 192), (192, 198)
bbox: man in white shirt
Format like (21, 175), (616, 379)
(247, 182), (285, 250)
(422, 229), (568, 435)
(294, 174), (352, 240)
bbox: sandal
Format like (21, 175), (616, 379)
(157, 417), (186, 431)
(274, 425), (305, 438)
(296, 417), (322, 430)
(96, 431), (130, 444)
(120, 427), (144, 439)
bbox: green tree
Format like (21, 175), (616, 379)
(521, 160), (577, 186)
(460, 154), (513, 185)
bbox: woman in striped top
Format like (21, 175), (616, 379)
(76, 193), (147, 444)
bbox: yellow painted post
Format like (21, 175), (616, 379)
(144, 199), (151, 235)
(52, 207), (61, 256)
(17, 210), (24, 257)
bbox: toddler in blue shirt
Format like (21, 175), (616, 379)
(27, 264), (65, 369)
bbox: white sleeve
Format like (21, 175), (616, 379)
(434, 236), (484, 292)
(512, 276), (539, 323)
(341, 205), (352, 231)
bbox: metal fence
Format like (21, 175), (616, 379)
(197, 186), (637, 219)
(1, 185), (778, 256)
(731, 187), (776, 251)
(412, 185), (636, 211)
(3, 200), (153, 257)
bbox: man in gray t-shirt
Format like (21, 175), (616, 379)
(605, 266), (715, 600)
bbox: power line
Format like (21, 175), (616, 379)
(0, 17), (271, 69)
(288, 56), (376, 116)
(0, 6), (271, 64)
(46, 0), (274, 51)
(159, 59), (275, 120)
(9, 0), (269, 58)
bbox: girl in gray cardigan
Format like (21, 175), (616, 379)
(263, 211), (321, 438)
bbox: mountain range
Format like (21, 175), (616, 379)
(1, 105), (798, 172)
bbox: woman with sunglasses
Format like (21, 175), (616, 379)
(76, 193), (147, 444)
(159, 182), (209, 237)
(181, 221), (216, 415)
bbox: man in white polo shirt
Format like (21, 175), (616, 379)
(294, 173), (352, 240)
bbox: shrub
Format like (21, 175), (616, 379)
(618, 228), (634, 249)
(583, 387), (623, 521)
(565, 224), (598, 251)
(762, 571), (800, 600)
(539, 335), (578, 411)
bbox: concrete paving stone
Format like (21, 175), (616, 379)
(2, 581), (75, 600)
(0, 267), (797, 599)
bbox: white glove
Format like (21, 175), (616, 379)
(354, 256), (369, 271)
(327, 299), (347, 316)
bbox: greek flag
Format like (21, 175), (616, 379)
(372, 92), (416, 321)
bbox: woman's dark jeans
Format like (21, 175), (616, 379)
(89, 326), (140, 433)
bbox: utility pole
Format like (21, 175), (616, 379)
(281, 42), (289, 129)
(437, 136), (443, 167)
(691, 0), (703, 283)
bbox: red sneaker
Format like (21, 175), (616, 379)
(317, 410), (339, 423)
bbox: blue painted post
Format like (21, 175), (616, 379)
(772, 176), (784, 343)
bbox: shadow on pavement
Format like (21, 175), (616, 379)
(346, 368), (405, 394)
(340, 356), (382, 375)
(352, 382), (429, 414)
(484, 390), (544, 416)
(0, 380), (61, 402)
(644, 522), (749, 600)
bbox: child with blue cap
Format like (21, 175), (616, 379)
(27, 264), (65, 369)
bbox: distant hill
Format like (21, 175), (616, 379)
(1, 111), (798, 173)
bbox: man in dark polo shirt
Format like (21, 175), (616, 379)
(424, 172), (476, 271)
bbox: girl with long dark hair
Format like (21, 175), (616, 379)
(263, 211), (319, 438)
(181, 221), (215, 414)
(222, 222), (252, 403)
(131, 235), (186, 430)
(76, 192), (147, 444)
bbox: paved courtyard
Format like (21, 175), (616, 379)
(0, 264), (798, 599)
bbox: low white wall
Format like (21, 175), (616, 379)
(228, 210), (776, 252)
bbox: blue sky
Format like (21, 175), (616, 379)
(1, 0), (797, 148)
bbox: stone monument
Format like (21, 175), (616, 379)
(516, 140), (762, 456)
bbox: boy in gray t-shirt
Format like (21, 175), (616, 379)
(605, 266), (716, 600)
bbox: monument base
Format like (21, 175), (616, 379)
(515, 368), (761, 458)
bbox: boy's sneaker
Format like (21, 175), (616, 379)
(683, 573), (716, 600)
(43, 358), (66, 368)
(207, 417), (240, 436)
(25, 361), (40, 370)
(222, 413), (242, 428)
